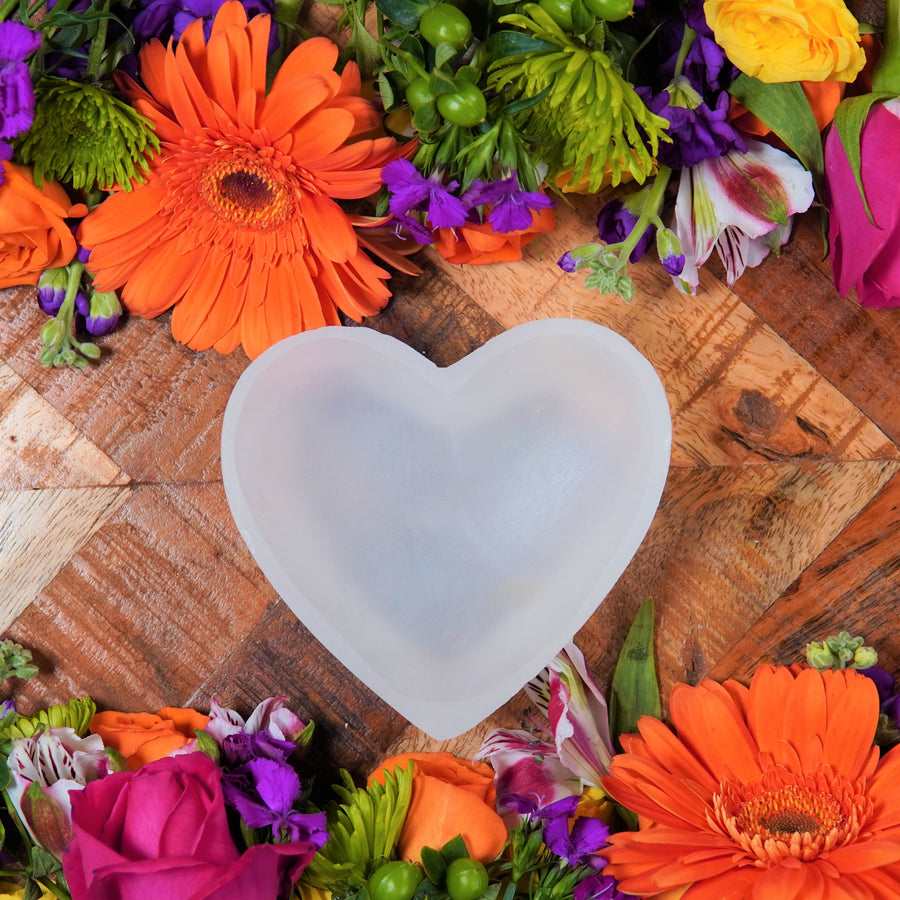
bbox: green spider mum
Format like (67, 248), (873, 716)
(489, 5), (670, 191)
(2, 697), (97, 741)
(16, 77), (159, 191)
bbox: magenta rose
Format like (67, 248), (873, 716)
(62, 751), (317, 900)
(826, 98), (900, 307)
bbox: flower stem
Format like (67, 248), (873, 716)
(614, 166), (672, 268)
(873, 0), (900, 93)
(85, 0), (110, 79)
(672, 26), (696, 82)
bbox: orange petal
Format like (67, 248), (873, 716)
(669, 680), (762, 784)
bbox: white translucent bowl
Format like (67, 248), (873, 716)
(221, 318), (672, 739)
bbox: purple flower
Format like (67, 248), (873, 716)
(391, 212), (435, 245)
(638, 88), (746, 169)
(75, 291), (122, 336)
(223, 757), (329, 844)
(133, 0), (277, 49)
(575, 873), (637, 900)
(596, 199), (654, 263)
(221, 730), (296, 769)
(542, 810), (610, 869)
(463, 174), (553, 233)
(382, 158), (467, 229)
(557, 251), (578, 273)
(0, 22), (40, 141)
(661, 251), (685, 276)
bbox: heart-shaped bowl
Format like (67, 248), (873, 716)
(221, 318), (671, 739)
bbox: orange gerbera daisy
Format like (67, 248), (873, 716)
(78, 2), (401, 359)
(601, 666), (900, 899)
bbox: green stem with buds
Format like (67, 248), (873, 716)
(873, 0), (900, 93)
(612, 165), (672, 268)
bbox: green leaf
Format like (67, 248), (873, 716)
(434, 40), (459, 70)
(502, 84), (551, 116)
(486, 30), (555, 62)
(609, 597), (660, 751)
(570, 0), (594, 35)
(376, 0), (427, 28)
(728, 74), (823, 177)
(421, 846), (447, 884)
(439, 834), (469, 863)
(832, 92), (895, 226)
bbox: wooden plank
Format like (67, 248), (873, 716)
(711, 469), (900, 684)
(0, 486), (129, 627)
(0, 362), (128, 489)
(0, 289), (250, 484)
(4, 482), (277, 713)
(730, 213), (900, 446)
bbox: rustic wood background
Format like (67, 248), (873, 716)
(2, 178), (900, 785)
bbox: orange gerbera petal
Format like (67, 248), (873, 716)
(78, 1), (401, 359)
(602, 667), (900, 900)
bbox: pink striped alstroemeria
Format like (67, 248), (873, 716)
(673, 138), (814, 294)
(476, 644), (614, 819)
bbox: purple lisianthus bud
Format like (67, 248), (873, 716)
(78, 290), (122, 336)
(596, 199), (654, 264)
(656, 227), (685, 276)
(37, 267), (70, 315)
(557, 251), (578, 273)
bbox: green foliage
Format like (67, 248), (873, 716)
(728, 74), (825, 186)
(608, 597), (660, 751)
(488, 6), (669, 190)
(5, 696), (97, 740)
(16, 77), (159, 192)
(301, 765), (414, 892)
(0, 640), (39, 683)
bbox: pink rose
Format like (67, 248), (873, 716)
(826, 98), (900, 307)
(62, 752), (317, 900)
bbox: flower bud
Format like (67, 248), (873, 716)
(20, 781), (74, 857)
(36, 267), (68, 316)
(656, 228), (685, 276)
(39, 317), (64, 349)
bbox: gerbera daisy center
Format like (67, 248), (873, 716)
(713, 766), (871, 865)
(198, 157), (295, 231)
(735, 784), (843, 838)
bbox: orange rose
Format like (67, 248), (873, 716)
(0, 162), (86, 289)
(370, 752), (507, 863)
(90, 707), (211, 770)
(433, 207), (555, 265)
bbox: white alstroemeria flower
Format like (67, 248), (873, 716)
(673, 138), (815, 293)
(7, 727), (110, 855)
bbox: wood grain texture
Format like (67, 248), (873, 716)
(0, 486), (129, 627)
(3, 156), (900, 779)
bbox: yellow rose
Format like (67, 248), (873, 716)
(704, 0), (865, 83)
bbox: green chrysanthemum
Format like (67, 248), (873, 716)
(16, 77), (159, 191)
(3, 697), (97, 740)
(489, 5), (670, 191)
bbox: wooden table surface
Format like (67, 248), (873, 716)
(2, 188), (900, 784)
